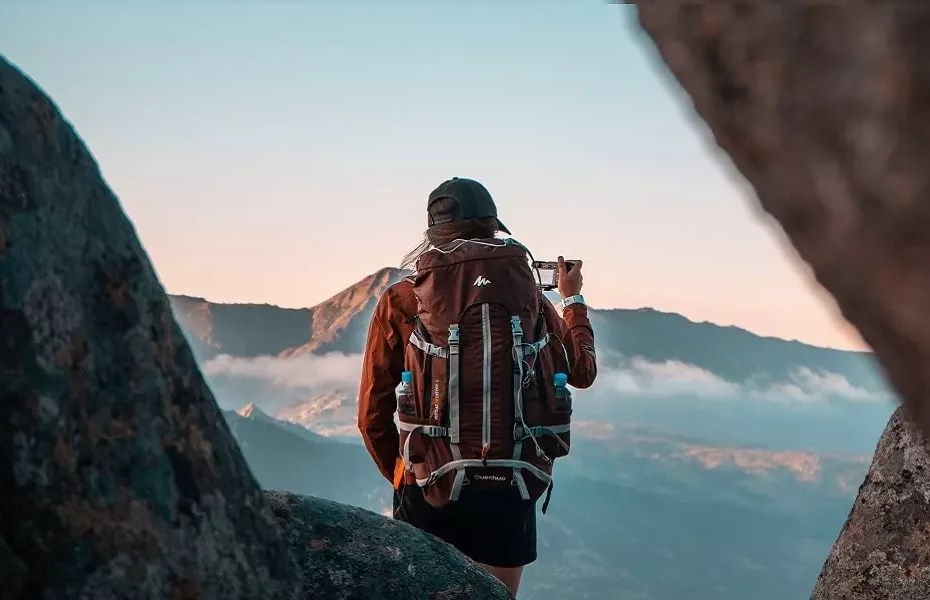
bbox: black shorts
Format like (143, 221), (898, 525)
(392, 484), (538, 568)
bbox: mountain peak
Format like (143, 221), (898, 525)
(237, 402), (272, 421)
(280, 267), (409, 356)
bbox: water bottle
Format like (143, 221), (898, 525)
(396, 371), (416, 416)
(554, 372), (572, 412)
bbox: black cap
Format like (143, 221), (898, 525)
(427, 177), (511, 235)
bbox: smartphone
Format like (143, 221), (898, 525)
(531, 260), (577, 291)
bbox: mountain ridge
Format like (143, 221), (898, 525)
(171, 266), (864, 354)
(170, 266), (887, 393)
(600, 306), (870, 355)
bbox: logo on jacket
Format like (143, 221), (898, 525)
(473, 276), (491, 287)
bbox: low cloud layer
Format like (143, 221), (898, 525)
(598, 358), (889, 404)
(203, 351), (888, 405)
(601, 358), (741, 399)
(753, 367), (887, 404)
(203, 352), (363, 393)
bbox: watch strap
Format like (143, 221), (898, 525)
(561, 294), (585, 309)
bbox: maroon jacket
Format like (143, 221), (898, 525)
(357, 278), (598, 487)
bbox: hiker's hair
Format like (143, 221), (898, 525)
(400, 197), (500, 272)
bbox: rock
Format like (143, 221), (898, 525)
(0, 53), (513, 600)
(623, 4), (930, 598)
(810, 406), (930, 599)
(265, 491), (513, 600)
(626, 2), (930, 438)
(0, 54), (296, 598)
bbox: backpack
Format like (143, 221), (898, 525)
(398, 237), (572, 513)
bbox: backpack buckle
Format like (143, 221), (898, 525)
(513, 423), (526, 440)
(423, 425), (447, 438)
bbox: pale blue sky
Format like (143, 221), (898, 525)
(0, 1), (862, 349)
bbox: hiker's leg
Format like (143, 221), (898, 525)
(478, 564), (524, 597)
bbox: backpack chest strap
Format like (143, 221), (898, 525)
(408, 330), (449, 359)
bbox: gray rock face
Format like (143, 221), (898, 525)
(624, 3), (930, 598)
(627, 1), (930, 439)
(0, 53), (513, 600)
(811, 406), (930, 599)
(266, 491), (512, 600)
(0, 54), (295, 598)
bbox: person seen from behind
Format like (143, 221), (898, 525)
(357, 177), (598, 597)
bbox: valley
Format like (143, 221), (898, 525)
(175, 267), (893, 600)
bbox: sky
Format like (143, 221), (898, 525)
(0, 1), (865, 350)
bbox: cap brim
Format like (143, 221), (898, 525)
(496, 218), (512, 235)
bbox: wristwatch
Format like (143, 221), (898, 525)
(561, 294), (585, 309)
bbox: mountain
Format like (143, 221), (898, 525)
(170, 266), (886, 393)
(236, 402), (332, 444)
(170, 294), (311, 360)
(169, 268), (896, 599)
(223, 405), (388, 512)
(282, 267), (406, 356)
(172, 266), (894, 453)
(588, 307), (884, 390)
(171, 267), (405, 362)
(275, 391), (359, 439)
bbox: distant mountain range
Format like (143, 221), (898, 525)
(171, 266), (887, 391)
(170, 266), (896, 600)
(223, 404), (387, 513)
(170, 267), (401, 361)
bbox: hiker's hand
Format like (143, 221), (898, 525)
(557, 256), (583, 298)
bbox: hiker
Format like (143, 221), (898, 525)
(357, 177), (597, 597)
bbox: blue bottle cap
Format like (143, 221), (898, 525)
(401, 371), (413, 384)
(554, 372), (568, 386)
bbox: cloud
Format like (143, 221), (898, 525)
(599, 358), (740, 399)
(596, 357), (889, 404)
(202, 350), (889, 407)
(751, 367), (889, 404)
(203, 352), (363, 392)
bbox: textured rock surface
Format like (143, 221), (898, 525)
(0, 55), (296, 598)
(810, 406), (930, 600)
(265, 491), (512, 600)
(625, 3), (930, 598)
(0, 53), (515, 600)
(628, 2), (930, 438)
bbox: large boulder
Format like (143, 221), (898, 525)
(626, 2), (930, 438)
(266, 491), (512, 600)
(0, 53), (513, 600)
(0, 55), (296, 598)
(810, 406), (930, 599)
(623, 3), (930, 598)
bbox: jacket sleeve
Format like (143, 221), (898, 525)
(542, 298), (598, 389)
(357, 291), (404, 484)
